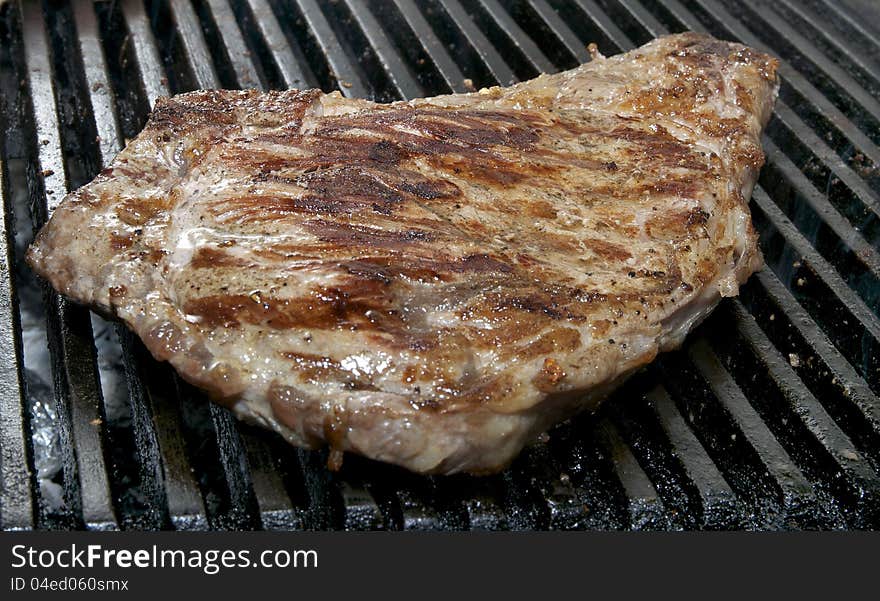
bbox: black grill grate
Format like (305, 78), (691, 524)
(1, 0), (878, 531)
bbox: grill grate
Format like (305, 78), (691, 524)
(1, 0), (878, 531)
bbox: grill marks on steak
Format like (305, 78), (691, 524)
(26, 33), (779, 474)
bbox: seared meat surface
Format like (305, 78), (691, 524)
(27, 33), (778, 474)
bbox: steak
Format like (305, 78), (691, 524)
(27, 32), (779, 474)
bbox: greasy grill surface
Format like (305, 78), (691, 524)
(0, 0), (878, 530)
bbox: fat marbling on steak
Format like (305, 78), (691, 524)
(27, 33), (778, 474)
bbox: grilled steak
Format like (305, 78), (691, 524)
(27, 32), (778, 474)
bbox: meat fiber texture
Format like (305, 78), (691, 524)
(28, 32), (779, 474)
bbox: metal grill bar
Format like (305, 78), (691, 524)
(0, 160), (33, 530)
(614, 0), (668, 39)
(745, 0), (880, 132)
(74, 3), (121, 162)
(685, 341), (821, 526)
(568, 0), (633, 52)
(202, 0), (261, 89)
(21, 0), (117, 530)
(550, 425), (626, 529)
(761, 137), (880, 280)
(168, 0), (218, 88)
(343, 0), (424, 99)
(391, 0), (468, 93)
(522, 0), (590, 62)
(723, 301), (880, 524)
(765, 112), (880, 249)
(752, 187), (880, 354)
(647, 386), (740, 529)
(435, 0), (517, 85)
(509, 443), (581, 529)
(243, 0), (308, 89)
(203, 403), (260, 529)
(803, 0), (880, 83)
(22, 5), (66, 207)
(121, 0), (168, 106)
(743, 270), (880, 471)
(288, 0), (368, 97)
(597, 420), (669, 530)
(473, 0), (556, 73)
(238, 429), (301, 530)
(141, 361), (207, 529)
